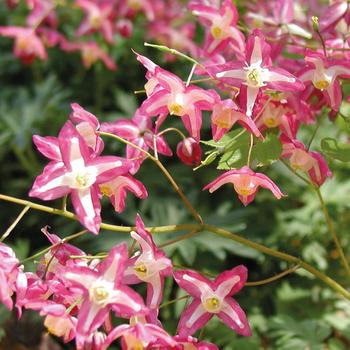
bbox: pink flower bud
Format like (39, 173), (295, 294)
(176, 138), (202, 166)
(116, 19), (133, 38)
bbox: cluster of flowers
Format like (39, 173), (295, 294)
(1, 0), (195, 68)
(2, 0), (350, 348)
(0, 216), (251, 349)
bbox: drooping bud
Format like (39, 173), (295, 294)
(176, 138), (202, 166)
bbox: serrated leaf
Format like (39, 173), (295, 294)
(252, 133), (282, 166)
(321, 137), (350, 162)
(217, 132), (250, 170)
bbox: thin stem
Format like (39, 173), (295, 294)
(281, 158), (350, 277)
(314, 188), (350, 276)
(1, 205), (30, 242)
(203, 224), (350, 299)
(62, 195), (68, 211)
(144, 42), (204, 69)
(246, 264), (300, 286)
(280, 159), (312, 185)
(159, 230), (200, 249)
(1, 194), (349, 299)
(21, 229), (87, 264)
(159, 295), (190, 309)
(99, 131), (203, 223)
(186, 64), (197, 87)
(247, 134), (254, 167)
(153, 159), (203, 223)
(0, 194), (199, 234)
(157, 127), (187, 140)
(307, 122), (320, 150)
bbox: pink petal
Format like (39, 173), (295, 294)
(177, 299), (212, 337)
(218, 298), (251, 336)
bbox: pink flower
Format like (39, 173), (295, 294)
(211, 99), (261, 141)
(125, 215), (172, 321)
(140, 67), (218, 141)
(101, 108), (172, 174)
(26, 0), (57, 28)
(204, 166), (284, 206)
(245, 0), (311, 39)
(36, 226), (86, 279)
(280, 134), (332, 186)
(62, 243), (147, 348)
(99, 174), (148, 213)
(189, 0), (245, 56)
(75, 0), (115, 43)
(298, 50), (350, 111)
(0, 243), (26, 310)
(319, 1), (349, 32)
(176, 137), (202, 166)
(61, 41), (116, 70)
(30, 121), (131, 233)
(103, 317), (177, 349)
(0, 26), (47, 64)
(173, 335), (219, 350)
(174, 266), (251, 337)
(215, 30), (304, 116)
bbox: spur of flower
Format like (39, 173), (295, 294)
(204, 166), (284, 206)
(29, 121), (131, 234)
(174, 266), (251, 337)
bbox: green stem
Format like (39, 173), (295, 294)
(159, 295), (190, 309)
(144, 42), (204, 69)
(159, 230), (200, 249)
(245, 264), (300, 286)
(1, 193), (349, 299)
(21, 229), (88, 263)
(0, 194), (198, 234)
(314, 188), (350, 276)
(99, 131), (203, 223)
(1, 205), (30, 242)
(202, 224), (350, 299)
(281, 159), (350, 277)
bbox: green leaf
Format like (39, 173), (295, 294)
(217, 132), (250, 170)
(321, 137), (350, 162)
(252, 133), (282, 166)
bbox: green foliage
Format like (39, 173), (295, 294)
(321, 137), (350, 162)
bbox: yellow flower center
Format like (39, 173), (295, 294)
(264, 117), (279, 128)
(75, 174), (89, 187)
(211, 25), (223, 39)
(313, 80), (329, 90)
(128, 0), (142, 10)
(17, 36), (29, 50)
(246, 68), (261, 87)
(100, 184), (112, 196)
(89, 13), (103, 28)
(168, 103), (183, 116)
(212, 109), (232, 129)
(203, 296), (221, 313)
(134, 263), (148, 278)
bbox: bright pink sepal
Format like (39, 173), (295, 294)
(204, 166), (284, 206)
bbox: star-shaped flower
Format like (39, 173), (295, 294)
(174, 266), (251, 337)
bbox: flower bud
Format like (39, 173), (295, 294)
(176, 138), (201, 166)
